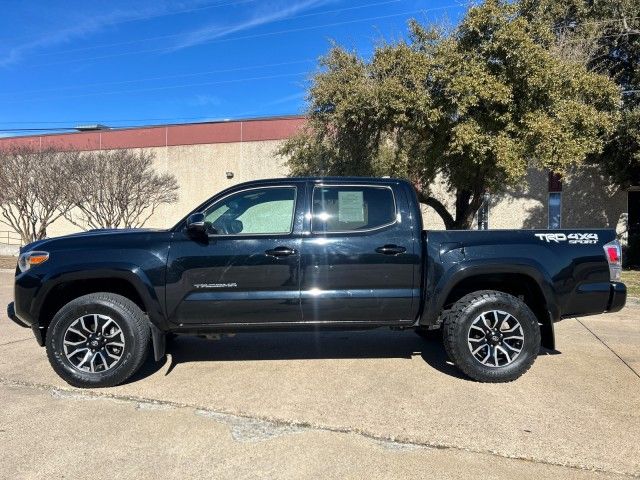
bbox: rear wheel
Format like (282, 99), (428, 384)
(443, 290), (540, 382)
(46, 293), (150, 388)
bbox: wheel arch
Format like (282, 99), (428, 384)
(424, 263), (558, 350)
(34, 265), (166, 345)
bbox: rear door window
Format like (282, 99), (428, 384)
(312, 185), (396, 233)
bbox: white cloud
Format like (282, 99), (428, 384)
(188, 94), (223, 107)
(168, 0), (333, 52)
(264, 91), (306, 107)
(0, 1), (210, 67)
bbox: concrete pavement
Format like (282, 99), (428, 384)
(1, 271), (638, 479)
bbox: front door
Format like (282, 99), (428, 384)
(299, 182), (419, 323)
(166, 184), (303, 325)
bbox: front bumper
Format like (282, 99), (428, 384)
(8, 301), (44, 346)
(607, 282), (626, 313)
(7, 302), (29, 328)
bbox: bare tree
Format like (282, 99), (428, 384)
(0, 147), (76, 244)
(64, 149), (178, 229)
(550, 27), (602, 67)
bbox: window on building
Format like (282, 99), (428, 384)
(204, 187), (296, 235)
(548, 171), (563, 230)
(312, 185), (396, 233)
(548, 192), (562, 229)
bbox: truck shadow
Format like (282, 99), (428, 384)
(130, 330), (469, 383)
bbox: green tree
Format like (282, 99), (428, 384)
(601, 109), (640, 187)
(520, 0), (640, 188)
(281, 0), (620, 229)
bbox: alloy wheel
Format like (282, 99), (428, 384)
(63, 314), (126, 373)
(467, 310), (524, 367)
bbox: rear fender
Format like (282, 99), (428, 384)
(422, 260), (559, 334)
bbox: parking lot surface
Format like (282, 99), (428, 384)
(1, 272), (638, 479)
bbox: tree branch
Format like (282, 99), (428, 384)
(415, 189), (455, 229)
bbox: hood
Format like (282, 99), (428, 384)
(21, 228), (160, 253)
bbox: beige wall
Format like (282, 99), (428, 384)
(15, 139), (633, 241)
(45, 139), (287, 238)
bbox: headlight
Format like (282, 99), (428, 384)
(18, 251), (49, 273)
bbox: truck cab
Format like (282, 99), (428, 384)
(167, 177), (422, 328)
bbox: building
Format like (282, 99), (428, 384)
(0, 115), (634, 240)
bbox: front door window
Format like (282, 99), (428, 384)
(204, 187), (296, 235)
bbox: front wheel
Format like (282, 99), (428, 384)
(443, 290), (540, 383)
(46, 293), (150, 388)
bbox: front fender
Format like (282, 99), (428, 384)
(22, 262), (167, 330)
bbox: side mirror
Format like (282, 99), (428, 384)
(186, 213), (206, 235)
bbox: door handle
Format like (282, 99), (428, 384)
(265, 246), (296, 257)
(375, 244), (406, 255)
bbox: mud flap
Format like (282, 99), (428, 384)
(149, 322), (166, 361)
(540, 311), (556, 351)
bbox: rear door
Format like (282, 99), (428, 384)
(299, 181), (420, 323)
(166, 182), (305, 325)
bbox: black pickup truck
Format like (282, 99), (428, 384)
(7, 177), (626, 387)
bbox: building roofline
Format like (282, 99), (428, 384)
(0, 114), (305, 140)
(0, 114), (306, 150)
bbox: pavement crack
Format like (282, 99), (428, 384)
(1, 377), (639, 479)
(0, 337), (34, 347)
(195, 409), (304, 442)
(576, 318), (640, 380)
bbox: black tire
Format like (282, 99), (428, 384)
(442, 290), (540, 383)
(46, 293), (150, 388)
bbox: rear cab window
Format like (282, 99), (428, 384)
(312, 185), (397, 233)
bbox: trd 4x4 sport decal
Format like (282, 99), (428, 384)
(535, 233), (599, 244)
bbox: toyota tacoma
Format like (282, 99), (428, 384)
(7, 177), (627, 387)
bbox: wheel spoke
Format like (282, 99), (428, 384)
(101, 318), (114, 335)
(105, 349), (120, 360)
(90, 352), (99, 373)
(481, 313), (492, 331)
(77, 350), (92, 369)
(79, 317), (92, 335)
(493, 311), (501, 330)
(481, 346), (491, 364)
(66, 347), (88, 358)
(67, 327), (87, 340)
(503, 335), (523, 341)
(502, 341), (522, 353)
(104, 327), (123, 339)
(502, 322), (520, 333)
(98, 352), (109, 370)
(496, 345), (511, 363)
(470, 325), (485, 334)
(471, 344), (488, 356)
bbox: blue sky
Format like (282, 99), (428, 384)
(0, 0), (468, 134)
